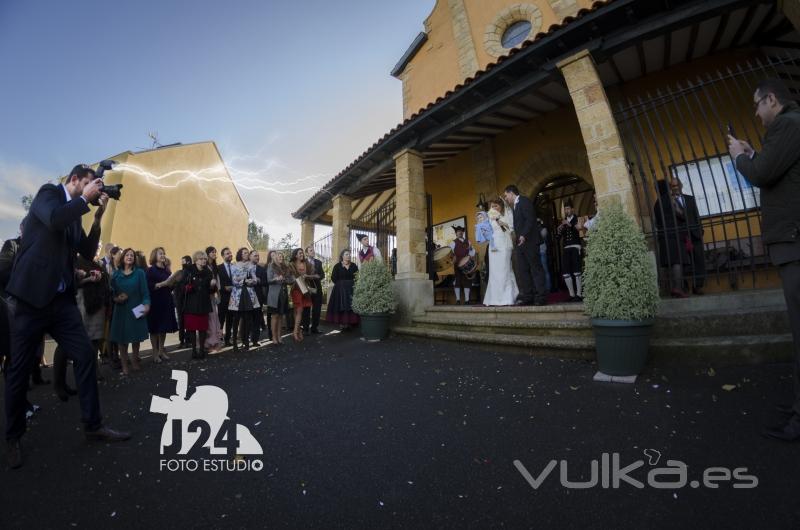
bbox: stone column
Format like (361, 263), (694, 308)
(300, 219), (315, 251)
(557, 49), (639, 221)
(779, 1), (800, 32)
(331, 194), (352, 262)
(393, 149), (433, 321)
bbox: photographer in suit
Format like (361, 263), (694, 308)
(503, 185), (547, 306)
(5, 164), (131, 469)
(729, 78), (800, 442)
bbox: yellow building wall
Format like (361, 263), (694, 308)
(402, 0), (595, 118)
(82, 142), (250, 262)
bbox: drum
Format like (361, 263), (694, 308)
(457, 255), (478, 277)
(433, 247), (454, 273)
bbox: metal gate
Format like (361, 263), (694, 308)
(614, 52), (800, 294)
(349, 199), (397, 274)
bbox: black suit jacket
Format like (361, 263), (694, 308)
(512, 195), (541, 246)
(6, 183), (100, 309)
(218, 260), (234, 304)
(735, 101), (800, 245)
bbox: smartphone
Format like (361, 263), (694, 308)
(727, 122), (736, 137)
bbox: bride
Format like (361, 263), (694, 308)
(482, 198), (519, 306)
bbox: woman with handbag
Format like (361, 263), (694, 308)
(288, 248), (313, 342)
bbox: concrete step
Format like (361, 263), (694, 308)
(424, 303), (587, 321)
(411, 315), (592, 337)
(657, 289), (786, 315)
(394, 325), (793, 366)
(654, 306), (790, 338)
(650, 334), (795, 365)
(392, 325), (595, 360)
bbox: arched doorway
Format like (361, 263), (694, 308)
(531, 174), (595, 295)
(510, 146), (595, 298)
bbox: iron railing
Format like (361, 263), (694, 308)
(613, 52), (800, 293)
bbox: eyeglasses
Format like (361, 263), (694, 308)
(753, 94), (769, 110)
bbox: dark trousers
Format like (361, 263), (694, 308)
(302, 293), (322, 332)
(5, 294), (102, 440)
(250, 308), (264, 343)
(779, 261), (800, 416)
(514, 241), (547, 304)
(219, 298), (233, 344)
(230, 310), (250, 347)
(688, 238), (706, 290)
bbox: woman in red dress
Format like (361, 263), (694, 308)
(288, 248), (313, 342)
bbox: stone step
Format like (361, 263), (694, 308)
(654, 306), (790, 338)
(650, 334), (795, 365)
(392, 325), (595, 360)
(411, 315), (593, 337)
(424, 303), (587, 321)
(657, 288), (786, 315)
(394, 325), (794, 366)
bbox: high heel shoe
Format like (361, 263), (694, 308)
(131, 356), (141, 371)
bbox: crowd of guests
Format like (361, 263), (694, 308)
(0, 234), (388, 390)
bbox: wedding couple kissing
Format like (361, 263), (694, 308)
(476, 185), (548, 307)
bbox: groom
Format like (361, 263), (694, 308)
(504, 185), (548, 306)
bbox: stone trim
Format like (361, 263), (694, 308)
(510, 146), (593, 199)
(484, 3), (543, 59)
(448, 0), (480, 78)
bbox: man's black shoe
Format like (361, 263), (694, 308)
(32, 377), (50, 385)
(85, 426), (132, 442)
(6, 439), (22, 469)
(763, 414), (800, 442)
(776, 404), (795, 416)
(224, 341), (232, 347)
(310, 329), (321, 334)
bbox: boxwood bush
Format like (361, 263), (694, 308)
(352, 259), (397, 315)
(583, 202), (659, 321)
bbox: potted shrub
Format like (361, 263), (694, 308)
(352, 259), (397, 341)
(583, 202), (659, 376)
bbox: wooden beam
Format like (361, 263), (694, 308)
(685, 23), (699, 63)
(708, 13), (730, 53)
(609, 54), (626, 83)
(635, 40), (647, 76)
(729, 5), (757, 48)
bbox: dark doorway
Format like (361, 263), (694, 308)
(533, 175), (595, 293)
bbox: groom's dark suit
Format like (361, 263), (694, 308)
(512, 194), (547, 305)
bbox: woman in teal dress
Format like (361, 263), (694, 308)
(110, 248), (151, 375)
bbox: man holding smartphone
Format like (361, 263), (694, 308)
(728, 78), (800, 442)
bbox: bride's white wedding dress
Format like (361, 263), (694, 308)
(482, 208), (519, 306)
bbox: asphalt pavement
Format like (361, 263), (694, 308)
(1, 327), (799, 529)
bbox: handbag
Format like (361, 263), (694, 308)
(295, 275), (309, 295)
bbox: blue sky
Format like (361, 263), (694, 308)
(0, 0), (435, 241)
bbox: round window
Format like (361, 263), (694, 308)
(501, 20), (532, 49)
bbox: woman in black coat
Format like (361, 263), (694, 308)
(182, 251), (215, 359)
(326, 248), (359, 329)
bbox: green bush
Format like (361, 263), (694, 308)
(583, 202), (659, 321)
(352, 260), (397, 315)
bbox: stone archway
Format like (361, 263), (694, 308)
(511, 146), (593, 199)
